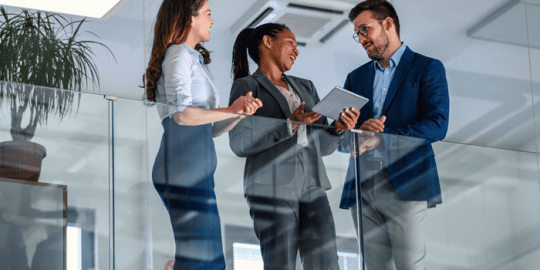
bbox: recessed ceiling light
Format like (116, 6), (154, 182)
(0, 0), (128, 19)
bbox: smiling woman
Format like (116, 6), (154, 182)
(228, 23), (360, 270)
(143, 0), (262, 269)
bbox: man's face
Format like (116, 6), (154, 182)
(353, 11), (389, 61)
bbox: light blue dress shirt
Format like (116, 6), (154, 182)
(155, 43), (219, 121)
(372, 43), (406, 119)
(371, 43), (406, 159)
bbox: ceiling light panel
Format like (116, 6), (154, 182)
(0, 0), (127, 19)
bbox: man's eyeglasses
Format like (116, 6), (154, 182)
(352, 19), (383, 43)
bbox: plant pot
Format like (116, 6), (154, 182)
(0, 141), (47, 182)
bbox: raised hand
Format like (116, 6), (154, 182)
(242, 92), (263, 115)
(229, 91), (263, 115)
(289, 102), (321, 129)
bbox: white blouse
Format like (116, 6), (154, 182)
(155, 43), (220, 121)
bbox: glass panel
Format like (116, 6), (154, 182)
(431, 141), (540, 269)
(0, 178), (67, 270)
(0, 81), (111, 269)
(392, 0), (536, 152)
(351, 131), (433, 270)
(113, 97), (361, 269)
(526, 2), (540, 165)
(108, 98), (156, 269)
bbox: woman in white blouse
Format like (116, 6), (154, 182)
(144, 1), (262, 269)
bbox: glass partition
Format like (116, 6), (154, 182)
(111, 94), (540, 270)
(2, 81), (540, 269)
(112, 98), (360, 270)
(349, 130), (540, 270)
(0, 178), (67, 270)
(429, 141), (540, 269)
(0, 81), (111, 269)
(526, 1), (540, 165)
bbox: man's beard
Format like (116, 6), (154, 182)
(366, 31), (389, 61)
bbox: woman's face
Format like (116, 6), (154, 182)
(191, 1), (214, 43)
(267, 29), (299, 72)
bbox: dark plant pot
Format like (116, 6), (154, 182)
(0, 141), (47, 182)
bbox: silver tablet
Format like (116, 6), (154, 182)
(312, 86), (369, 121)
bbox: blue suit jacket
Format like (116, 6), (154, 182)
(340, 46), (449, 209)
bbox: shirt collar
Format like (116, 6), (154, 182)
(180, 43), (204, 64)
(374, 42), (407, 71)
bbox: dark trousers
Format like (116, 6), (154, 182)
(247, 186), (339, 270)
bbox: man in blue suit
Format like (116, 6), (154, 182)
(339, 0), (449, 269)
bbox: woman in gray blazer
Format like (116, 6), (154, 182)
(228, 23), (360, 270)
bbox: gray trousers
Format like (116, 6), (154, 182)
(247, 186), (339, 270)
(351, 169), (427, 270)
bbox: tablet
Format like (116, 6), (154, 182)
(312, 86), (369, 121)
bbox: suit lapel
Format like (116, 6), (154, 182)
(363, 64), (376, 119)
(282, 74), (312, 111)
(253, 69), (292, 117)
(381, 47), (415, 116)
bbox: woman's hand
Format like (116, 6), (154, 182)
(229, 91), (263, 115)
(334, 107), (360, 132)
(289, 103), (322, 131)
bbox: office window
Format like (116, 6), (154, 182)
(67, 226), (82, 270)
(67, 208), (95, 270)
(232, 243), (264, 270)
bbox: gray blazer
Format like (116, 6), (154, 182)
(228, 69), (345, 197)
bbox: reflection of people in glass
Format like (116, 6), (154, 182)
(229, 23), (360, 270)
(144, 1), (262, 269)
(349, 133), (381, 157)
(339, 0), (449, 269)
(0, 187), (30, 270)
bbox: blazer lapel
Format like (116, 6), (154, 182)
(282, 74), (312, 111)
(253, 69), (292, 117)
(363, 64), (376, 119)
(381, 47), (415, 116)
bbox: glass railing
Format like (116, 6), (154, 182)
(114, 97), (361, 270)
(2, 81), (540, 270)
(0, 81), (112, 270)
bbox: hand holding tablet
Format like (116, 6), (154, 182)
(312, 86), (369, 121)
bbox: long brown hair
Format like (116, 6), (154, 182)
(144, 0), (210, 102)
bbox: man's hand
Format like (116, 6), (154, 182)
(360, 115), (386, 132)
(334, 108), (360, 131)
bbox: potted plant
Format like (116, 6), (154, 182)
(0, 6), (114, 182)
